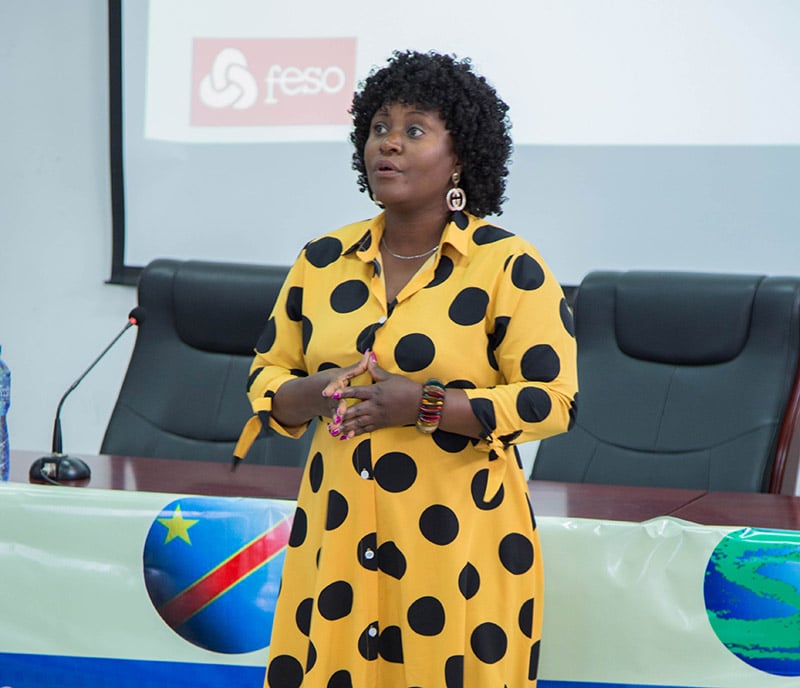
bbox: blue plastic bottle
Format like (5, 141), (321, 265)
(0, 345), (10, 481)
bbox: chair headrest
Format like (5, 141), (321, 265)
(593, 271), (764, 365)
(170, 260), (289, 355)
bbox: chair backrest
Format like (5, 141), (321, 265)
(532, 270), (800, 493)
(101, 258), (313, 466)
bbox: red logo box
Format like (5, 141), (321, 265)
(191, 37), (356, 127)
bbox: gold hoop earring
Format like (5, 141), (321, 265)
(446, 172), (466, 212)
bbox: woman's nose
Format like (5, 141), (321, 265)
(380, 131), (402, 153)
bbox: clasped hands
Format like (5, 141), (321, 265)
(322, 350), (420, 440)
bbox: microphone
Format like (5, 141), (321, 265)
(30, 307), (146, 485)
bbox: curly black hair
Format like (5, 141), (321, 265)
(349, 50), (512, 218)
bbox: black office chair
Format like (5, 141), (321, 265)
(101, 259), (313, 467)
(531, 270), (800, 493)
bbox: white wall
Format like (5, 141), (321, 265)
(0, 1), (137, 459)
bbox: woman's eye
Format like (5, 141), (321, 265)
(372, 122), (387, 135)
(408, 125), (424, 137)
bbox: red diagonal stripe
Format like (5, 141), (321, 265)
(159, 516), (292, 628)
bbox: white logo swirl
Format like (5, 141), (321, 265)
(199, 48), (258, 109)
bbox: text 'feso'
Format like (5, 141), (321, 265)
(192, 39), (356, 127)
(263, 65), (346, 104)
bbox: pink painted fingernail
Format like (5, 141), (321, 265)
(371, 352), (377, 363)
(332, 391), (341, 400)
(330, 427), (341, 437)
(334, 414), (342, 424)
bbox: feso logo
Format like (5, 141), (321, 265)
(264, 64), (346, 104)
(192, 39), (355, 126)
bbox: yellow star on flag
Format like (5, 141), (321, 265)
(157, 504), (199, 544)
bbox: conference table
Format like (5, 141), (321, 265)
(8, 449), (800, 529)
(4, 450), (800, 688)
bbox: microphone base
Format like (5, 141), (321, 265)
(30, 454), (91, 484)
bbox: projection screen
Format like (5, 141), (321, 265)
(113, 0), (800, 284)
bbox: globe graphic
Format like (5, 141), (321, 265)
(704, 527), (800, 676)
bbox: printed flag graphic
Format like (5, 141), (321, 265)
(143, 496), (295, 654)
(704, 527), (800, 676)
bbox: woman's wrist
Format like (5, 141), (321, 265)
(416, 379), (446, 434)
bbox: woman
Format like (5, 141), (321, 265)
(237, 50), (578, 688)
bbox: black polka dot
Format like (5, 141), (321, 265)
(419, 505), (459, 545)
(356, 322), (380, 353)
(458, 563), (480, 600)
(425, 255), (454, 288)
(511, 254), (545, 290)
(305, 236), (342, 267)
(519, 598), (534, 638)
(516, 386), (552, 423)
(351, 439), (372, 479)
(306, 641), (316, 671)
(373, 452), (417, 493)
(267, 655), (304, 688)
(470, 622), (507, 664)
(469, 398), (497, 436)
(521, 344), (561, 382)
(560, 298), (575, 337)
(471, 469), (504, 510)
(327, 670), (353, 688)
(486, 316), (510, 370)
(499, 533), (534, 574)
(447, 379), (476, 389)
(407, 596), (445, 635)
(448, 287), (489, 326)
(528, 499), (537, 531)
(301, 316), (313, 354)
(330, 280), (369, 313)
(473, 224), (513, 245)
(325, 490), (348, 530)
(529, 640), (541, 680)
(568, 395), (578, 430)
(358, 532), (378, 571)
(499, 430), (522, 448)
(309, 452), (323, 493)
(256, 317), (276, 353)
(355, 230), (373, 252)
(394, 333), (436, 372)
(286, 287), (303, 321)
(358, 622), (379, 660)
(295, 597), (313, 636)
(379, 626), (404, 663)
(433, 429), (471, 453)
(246, 366), (263, 392)
(445, 655), (464, 688)
(288, 507), (307, 547)
(452, 210), (469, 229)
(378, 541), (407, 579)
(317, 581), (353, 620)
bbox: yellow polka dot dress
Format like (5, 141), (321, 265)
(246, 210), (578, 688)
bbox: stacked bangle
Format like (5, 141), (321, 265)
(416, 379), (446, 434)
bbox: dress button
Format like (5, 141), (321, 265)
(368, 625), (378, 637)
(360, 469), (370, 479)
(364, 549), (375, 560)
(378, 316), (387, 324)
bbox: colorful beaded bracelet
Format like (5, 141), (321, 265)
(416, 379), (446, 434)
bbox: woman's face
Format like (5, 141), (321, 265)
(364, 102), (459, 213)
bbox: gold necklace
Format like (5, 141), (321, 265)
(381, 235), (439, 261)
